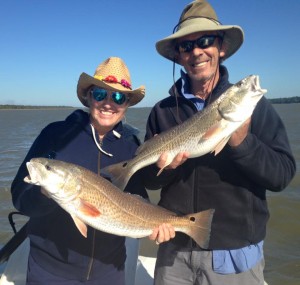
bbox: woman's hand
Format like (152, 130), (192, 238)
(149, 223), (175, 245)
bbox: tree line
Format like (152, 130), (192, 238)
(0, 105), (75, 110)
(1, 97), (300, 110)
(269, 96), (300, 104)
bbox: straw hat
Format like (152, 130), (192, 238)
(77, 57), (145, 107)
(156, 0), (244, 63)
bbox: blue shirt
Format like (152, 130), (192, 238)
(180, 70), (264, 274)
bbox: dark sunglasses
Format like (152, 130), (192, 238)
(176, 35), (222, 53)
(90, 88), (128, 105)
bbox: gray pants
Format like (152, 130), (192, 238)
(154, 243), (265, 285)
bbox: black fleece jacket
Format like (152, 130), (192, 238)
(143, 66), (296, 250)
(11, 109), (148, 280)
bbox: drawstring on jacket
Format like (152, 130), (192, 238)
(90, 124), (122, 157)
(90, 124), (113, 157)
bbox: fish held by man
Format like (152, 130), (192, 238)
(24, 158), (214, 249)
(102, 75), (267, 190)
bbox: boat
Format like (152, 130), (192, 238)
(0, 212), (155, 285)
(0, 237), (155, 285)
(0, 213), (268, 285)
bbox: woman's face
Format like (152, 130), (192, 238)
(88, 86), (129, 137)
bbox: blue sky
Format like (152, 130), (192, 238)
(1, 0), (299, 107)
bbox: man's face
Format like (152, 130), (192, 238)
(176, 31), (225, 85)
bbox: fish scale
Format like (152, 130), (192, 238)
(102, 75), (267, 191)
(24, 158), (215, 249)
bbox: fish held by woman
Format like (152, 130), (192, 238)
(24, 158), (214, 249)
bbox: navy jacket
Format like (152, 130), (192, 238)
(143, 66), (296, 250)
(11, 109), (148, 281)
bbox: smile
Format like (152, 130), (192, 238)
(193, 61), (208, 67)
(100, 110), (115, 116)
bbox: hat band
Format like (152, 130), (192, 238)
(173, 16), (222, 33)
(94, 74), (132, 90)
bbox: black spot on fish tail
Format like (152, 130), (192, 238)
(184, 209), (215, 249)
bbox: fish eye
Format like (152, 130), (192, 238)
(45, 165), (51, 171)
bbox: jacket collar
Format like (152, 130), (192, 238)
(169, 65), (231, 104)
(65, 109), (125, 142)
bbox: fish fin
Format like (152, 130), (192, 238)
(156, 167), (165, 176)
(70, 214), (88, 238)
(101, 161), (132, 191)
(201, 122), (225, 140)
(183, 209), (215, 249)
(212, 136), (230, 155)
(156, 155), (173, 176)
(78, 199), (101, 217)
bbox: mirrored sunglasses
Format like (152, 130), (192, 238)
(176, 35), (222, 53)
(90, 88), (128, 105)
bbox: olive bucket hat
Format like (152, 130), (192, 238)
(156, 0), (244, 63)
(77, 57), (145, 107)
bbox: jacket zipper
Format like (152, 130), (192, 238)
(192, 159), (198, 248)
(86, 229), (96, 280)
(86, 149), (101, 280)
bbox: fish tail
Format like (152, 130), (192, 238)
(101, 161), (133, 190)
(184, 209), (215, 249)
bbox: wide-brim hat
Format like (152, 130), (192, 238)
(156, 0), (244, 63)
(77, 57), (145, 107)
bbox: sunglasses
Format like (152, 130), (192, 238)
(176, 35), (222, 53)
(90, 88), (128, 105)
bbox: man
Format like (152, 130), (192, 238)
(146, 1), (296, 285)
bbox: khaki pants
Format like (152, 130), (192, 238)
(154, 243), (265, 285)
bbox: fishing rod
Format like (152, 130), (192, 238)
(0, 212), (28, 264)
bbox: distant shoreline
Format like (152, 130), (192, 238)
(0, 105), (151, 110)
(268, 96), (300, 104)
(0, 105), (77, 110)
(1, 97), (299, 110)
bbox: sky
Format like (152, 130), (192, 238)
(1, 0), (300, 108)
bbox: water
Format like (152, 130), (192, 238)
(0, 105), (299, 284)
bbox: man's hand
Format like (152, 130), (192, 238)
(157, 152), (189, 171)
(228, 118), (251, 147)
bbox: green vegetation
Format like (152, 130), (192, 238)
(0, 105), (75, 110)
(1, 97), (300, 110)
(269, 96), (300, 104)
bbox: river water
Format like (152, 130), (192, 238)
(0, 105), (299, 284)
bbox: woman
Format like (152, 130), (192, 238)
(11, 57), (148, 285)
